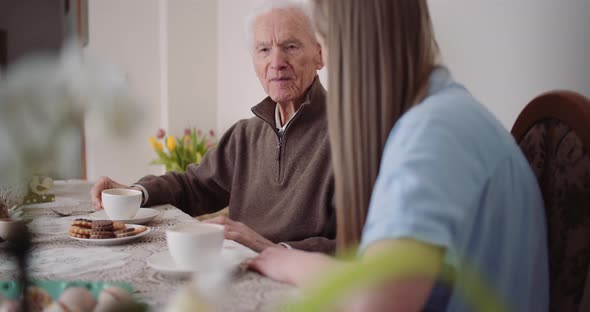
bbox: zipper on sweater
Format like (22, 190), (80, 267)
(276, 130), (284, 181)
(276, 134), (283, 161)
(271, 103), (306, 183)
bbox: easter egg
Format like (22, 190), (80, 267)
(94, 286), (135, 312)
(55, 287), (96, 312)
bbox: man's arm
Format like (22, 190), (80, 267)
(282, 237), (336, 254)
(202, 215), (337, 253)
(135, 123), (239, 216)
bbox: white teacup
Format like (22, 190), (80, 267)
(101, 188), (142, 220)
(166, 223), (225, 270)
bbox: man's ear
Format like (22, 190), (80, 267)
(316, 43), (325, 70)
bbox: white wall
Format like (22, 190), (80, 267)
(429, 0), (590, 128)
(85, 0), (164, 184)
(167, 0), (218, 136)
(217, 0), (267, 133)
(85, 0), (219, 183)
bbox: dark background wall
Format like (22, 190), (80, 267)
(0, 0), (66, 66)
(0, 0), (85, 179)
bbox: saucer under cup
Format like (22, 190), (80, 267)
(101, 188), (141, 220)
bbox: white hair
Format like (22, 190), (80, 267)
(244, 0), (316, 53)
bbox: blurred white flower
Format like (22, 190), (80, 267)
(164, 284), (213, 312)
(164, 250), (244, 311)
(0, 40), (140, 185)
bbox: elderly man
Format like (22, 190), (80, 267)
(90, 0), (335, 253)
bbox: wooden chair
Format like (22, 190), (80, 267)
(512, 91), (590, 312)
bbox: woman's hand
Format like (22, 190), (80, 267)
(247, 247), (338, 286)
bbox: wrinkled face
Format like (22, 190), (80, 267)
(252, 8), (324, 104)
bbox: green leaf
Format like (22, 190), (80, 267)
(149, 159), (167, 165)
(192, 132), (198, 149)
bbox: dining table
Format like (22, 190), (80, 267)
(0, 180), (297, 311)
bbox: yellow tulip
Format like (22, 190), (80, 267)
(149, 136), (158, 151)
(195, 151), (203, 164)
(167, 136), (177, 152)
(155, 141), (163, 151)
(184, 135), (191, 145)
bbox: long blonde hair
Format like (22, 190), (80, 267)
(311, 0), (440, 250)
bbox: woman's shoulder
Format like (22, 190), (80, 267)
(402, 68), (510, 144)
(403, 68), (492, 126)
(397, 88), (497, 141)
(388, 74), (521, 175)
(405, 79), (483, 127)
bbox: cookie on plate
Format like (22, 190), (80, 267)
(115, 228), (134, 235)
(90, 231), (116, 239)
(68, 231), (90, 239)
(91, 220), (114, 232)
(72, 218), (93, 228)
(132, 226), (148, 235)
(113, 222), (126, 231)
(69, 225), (91, 236)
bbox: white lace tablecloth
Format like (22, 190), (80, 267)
(0, 180), (296, 311)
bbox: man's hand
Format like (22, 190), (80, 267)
(90, 176), (131, 210)
(247, 247), (337, 286)
(203, 216), (277, 252)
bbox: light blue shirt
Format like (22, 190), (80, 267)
(360, 67), (548, 312)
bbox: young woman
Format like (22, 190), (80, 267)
(248, 1), (548, 311)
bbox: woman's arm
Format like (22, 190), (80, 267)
(248, 238), (443, 311)
(249, 239), (443, 312)
(346, 239), (443, 312)
(248, 247), (341, 286)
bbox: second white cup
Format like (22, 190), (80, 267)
(166, 223), (224, 270)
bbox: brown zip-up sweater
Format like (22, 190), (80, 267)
(136, 77), (336, 253)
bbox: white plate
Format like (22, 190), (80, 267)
(89, 208), (159, 224)
(68, 224), (152, 246)
(147, 249), (244, 277)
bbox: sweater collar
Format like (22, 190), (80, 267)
(251, 76), (325, 128)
